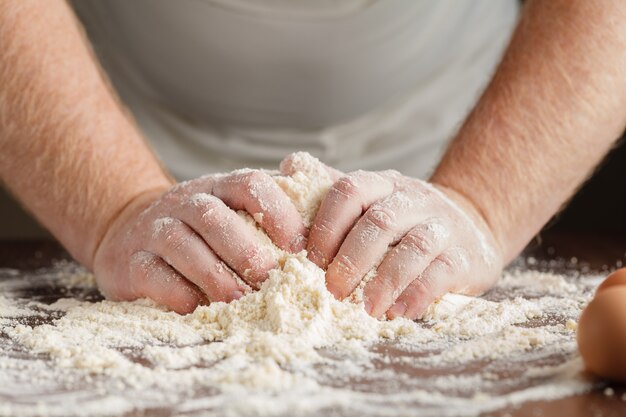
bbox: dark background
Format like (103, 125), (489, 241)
(545, 135), (626, 236)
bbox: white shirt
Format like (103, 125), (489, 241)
(73, 0), (518, 180)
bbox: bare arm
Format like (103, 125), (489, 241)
(431, 0), (626, 263)
(308, 0), (626, 319)
(0, 0), (307, 312)
(0, 0), (171, 267)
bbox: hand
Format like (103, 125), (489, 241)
(306, 170), (503, 320)
(92, 170), (307, 314)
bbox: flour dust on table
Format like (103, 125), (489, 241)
(0, 153), (603, 417)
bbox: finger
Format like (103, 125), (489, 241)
(362, 223), (449, 318)
(178, 193), (277, 288)
(307, 171), (395, 269)
(129, 251), (206, 315)
(386, 247), (469, 320)
(212, 170), (307, 252)
(326, 189), (426, 299)
(164, 175), (218, 200)
(279, 152), (343, 182)
(146, 217), (248, 303)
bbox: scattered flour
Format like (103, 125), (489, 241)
(0, 296), (30, 320)
(0, 153), (606, 416)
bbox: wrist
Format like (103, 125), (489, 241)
(84, 182), (172, 271)
(429, 179), (507, 266)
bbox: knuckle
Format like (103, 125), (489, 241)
(191, 196), (224, 228)
(162, 229), (191, 255)
(129, 252), (157, 293)
(190, 192), (221, 210)
(238, 245), (261, 265)
(443, 247), (470, 273)
(364, 205), (397, 232)
(310, 217), (334, 237)
(235, 170), (276, 201)
(435, 253), (457, 271)
(307, 244), (328, 267)
(373, 274), (399, 297)
(331, 176), (362, 199)
(151, 217), (175, 239)
(130, 251), (156, 271)
(333, 253), (361, 278)
(401, 231), (434, 257)
(247, 169), (270, 183)
(410, 277), (435, 301)
(235, 245), (271, 279)
(239, 170), (269, 187)
(425, 222), (450, 244)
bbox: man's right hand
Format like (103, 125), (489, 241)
(92, 170), (307, 314)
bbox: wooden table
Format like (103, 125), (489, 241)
(493, 232), (626, 417)
(1, 235), (626, 417)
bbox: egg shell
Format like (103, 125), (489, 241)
(596, 268), (626, 294)
(578, 286), (626, 382)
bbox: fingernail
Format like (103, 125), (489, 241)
(387, 302), (407, 319)
(326, 282), (341, 299)
(230, 290), (245, 301)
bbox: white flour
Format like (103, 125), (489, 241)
(0, 153), (608, 416)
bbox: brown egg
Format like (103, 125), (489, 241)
(596, 267), (626, 294)
(577, 286), (626, 381)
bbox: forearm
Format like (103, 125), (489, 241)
(0, 0), (172, 268)
(431, 0), (626, 263)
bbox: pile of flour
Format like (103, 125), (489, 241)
(4, 153), (424, 387)
(0, 153), (607, 416)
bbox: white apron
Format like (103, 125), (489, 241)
(73, 0), (518, 180)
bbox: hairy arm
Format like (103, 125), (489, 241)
(431, 0), (626, 263)
(308, 0), (626, 319)
(0, 0), (306, 312)
(0, 0), (172, 267)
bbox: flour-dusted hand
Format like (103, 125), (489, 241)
(307, 170), (503, 320)
(93, 170), (307, 314)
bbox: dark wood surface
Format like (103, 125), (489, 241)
(1, 235), (626, 416)
(492, 232), (626, 416)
